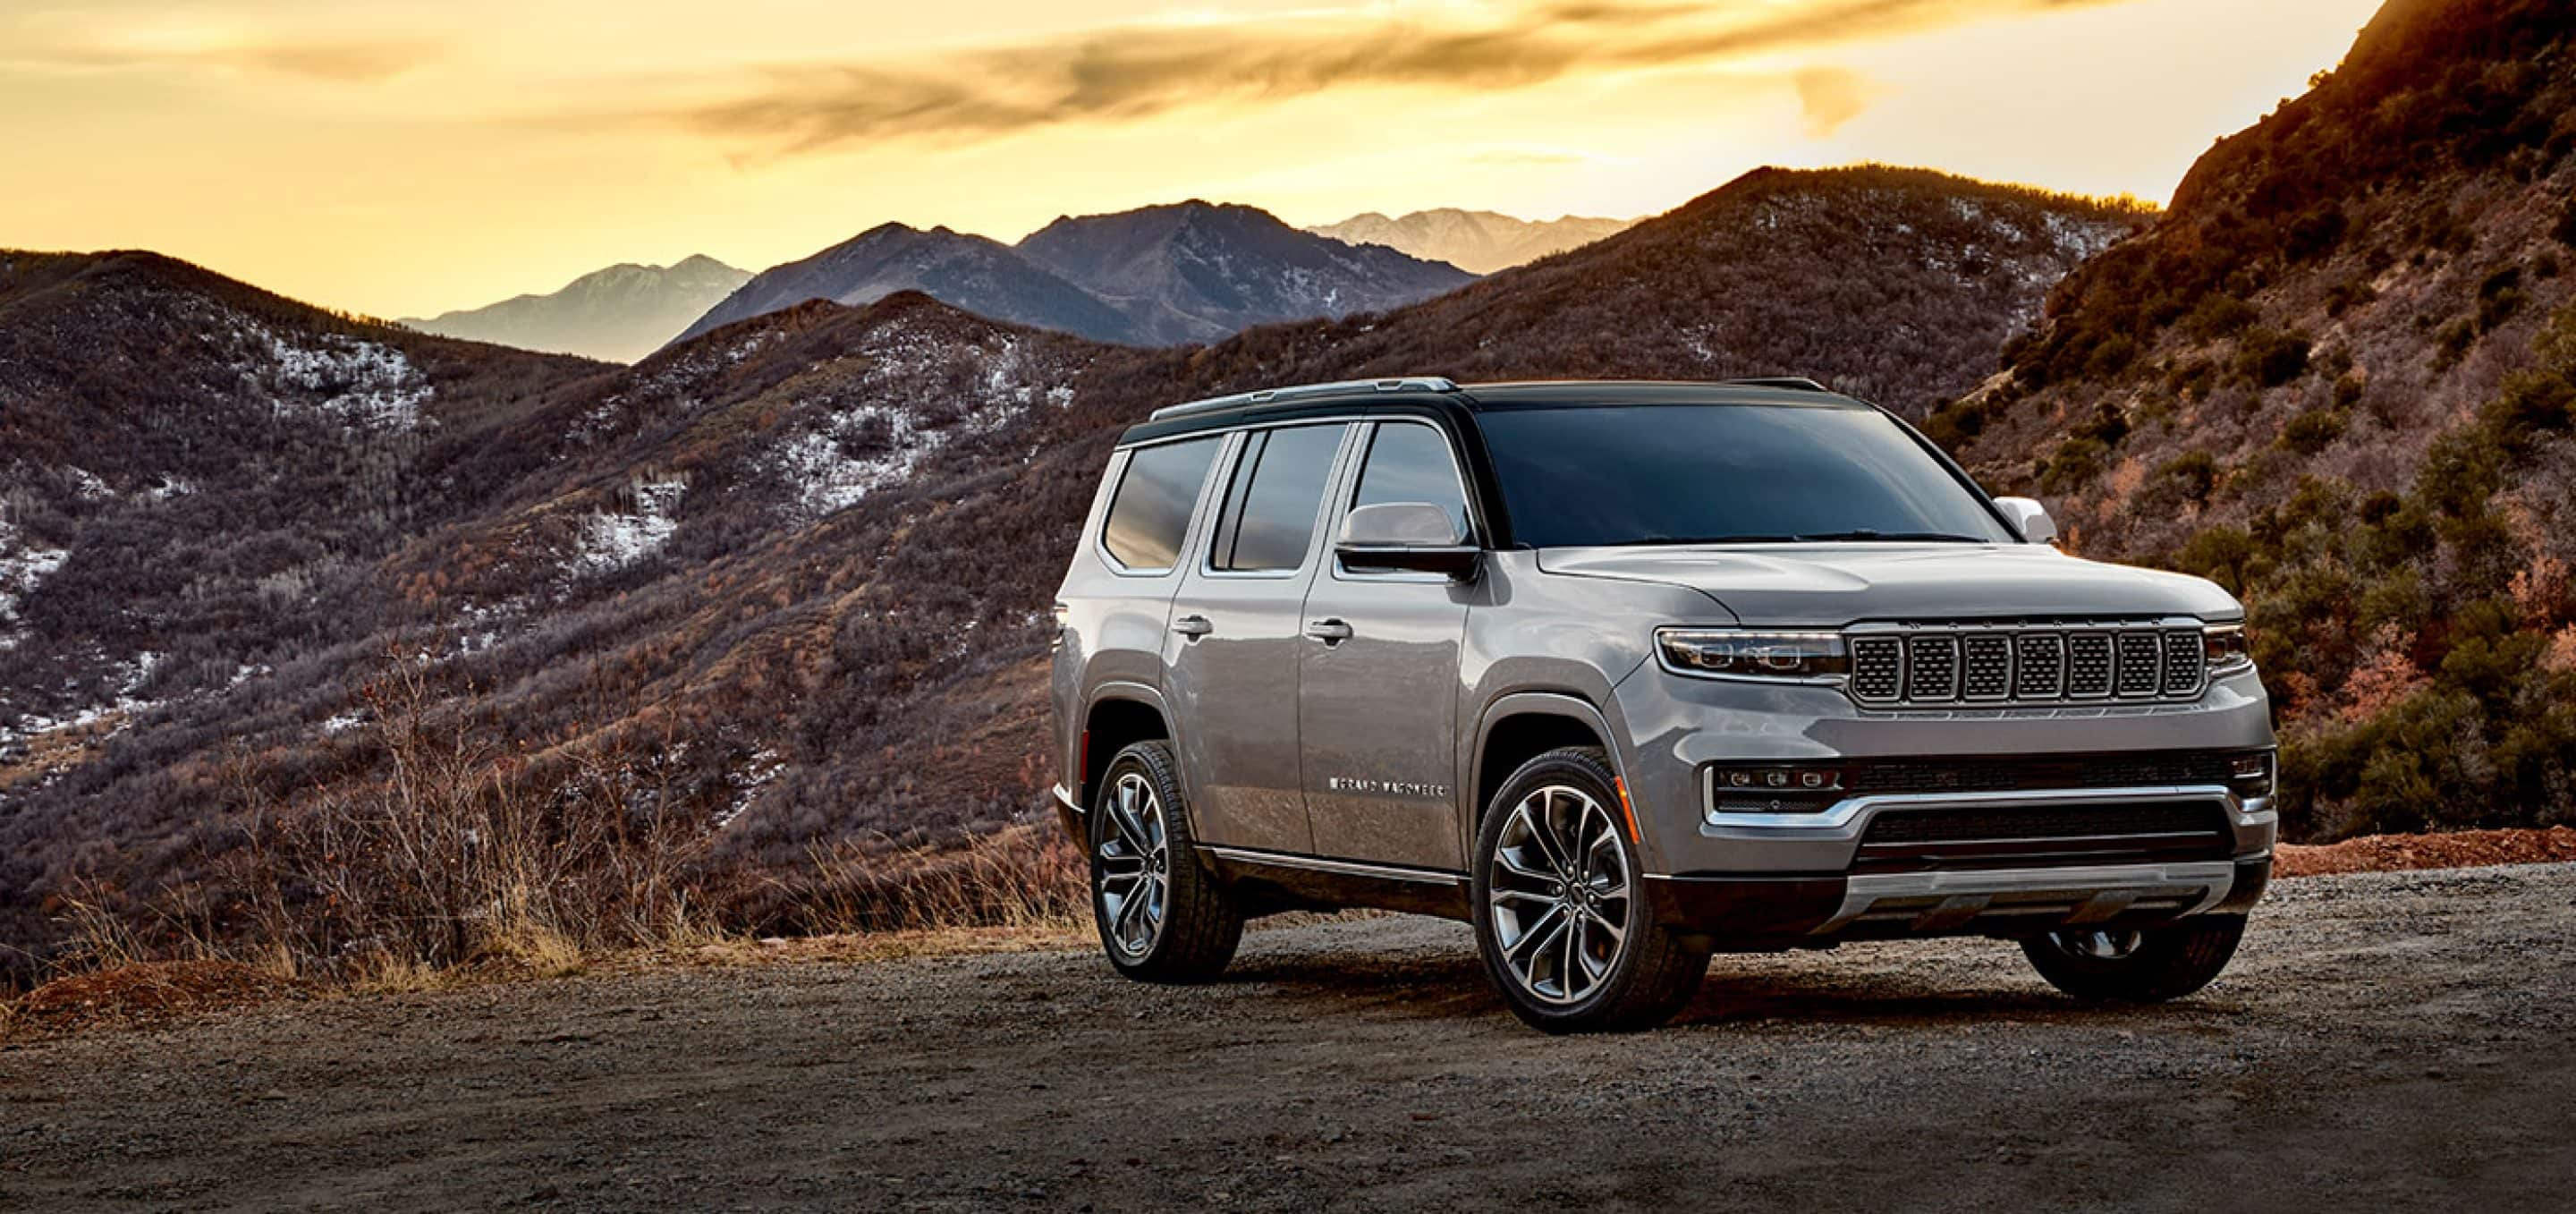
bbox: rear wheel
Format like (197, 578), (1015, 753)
(2021, 916), (2247, 1003)
(1088, 741), (1241, 982)
(1471, 747), (1707, 1033)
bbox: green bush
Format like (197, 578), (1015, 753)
(2279, 409), (2349, 454)
(2237, 328), (2314, 386)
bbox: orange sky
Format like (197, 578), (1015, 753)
(2, 0), (2385, 318)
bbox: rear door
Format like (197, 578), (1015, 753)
(1163, 423), (1354, 855)
(1297, 420), (1479, 870)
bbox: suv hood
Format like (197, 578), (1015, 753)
(1536, 543), (2240, 626)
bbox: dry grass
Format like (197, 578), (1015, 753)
(795, 825), (1087, 936)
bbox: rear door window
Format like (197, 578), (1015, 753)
(1208, 424), (1346, 573)
(1102, 437), (1221, 573)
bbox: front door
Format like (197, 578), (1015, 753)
(1298, 420), (1477, 871)
(1163, 423), (1353, 855)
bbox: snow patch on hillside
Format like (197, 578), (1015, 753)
(215, 309), (434, 431)
(571, 475), (687, 576)
(264, 331), (433, 429)
(0, 650), (161, 749)
(0, 518), (70, 652)
(762, 324), (1051, 522)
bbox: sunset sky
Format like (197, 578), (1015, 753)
(4, 0), (2385, 318)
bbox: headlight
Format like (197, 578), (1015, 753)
(2205, 622), (2254, 676)
(1657, 629), (1849, 680)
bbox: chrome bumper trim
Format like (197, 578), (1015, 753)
(1700, 782), (2252, 833)
(1051, 782), (1082, 814)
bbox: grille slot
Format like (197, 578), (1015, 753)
(1851, 638), (1902, 701)
(2162, 631), (2207, 696)
(1904, 636), (1959, 700)
(2013, 633), (2063, 698)
(1845, 623), (2212, 709)
(1962, 635), (2012, 700)
(2066, 632), (2114, 698)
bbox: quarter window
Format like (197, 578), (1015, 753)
(1102, 437), (1220, 572)
(1352, 422), (1470, 540)
(1210, 425), (1344, 573)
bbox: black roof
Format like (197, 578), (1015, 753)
(1116, 377), (1867, 446)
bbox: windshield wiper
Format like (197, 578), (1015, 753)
(1789, 530), (1990, 543)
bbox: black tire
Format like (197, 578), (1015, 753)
(1088, 741), (1241, 983)
(2020, 916), (2247, 1003)
(1470, 747), (1708, 1033)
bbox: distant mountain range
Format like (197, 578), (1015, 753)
(1308, 208), (1637, 274)
(401, 255), (749, 362)
(672, 200), (1474, 350)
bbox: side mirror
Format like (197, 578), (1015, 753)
(1335, 502), (1479, 577)
(1994, 497), (2058, 546)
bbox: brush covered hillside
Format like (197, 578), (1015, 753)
(1309, 208), (1638, 274)
(1934, 0), (2576, 840)
(402, 255), (750, 363)
(0, 165), (2143, 980)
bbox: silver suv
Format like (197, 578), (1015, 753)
(1048, 378), (2274, 1032)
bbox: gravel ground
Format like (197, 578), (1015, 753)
(4, 863), (2572, 1212)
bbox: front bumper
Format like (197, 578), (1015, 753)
(1607, 664), (2277, 944)
(1647, 855), (2271, 947)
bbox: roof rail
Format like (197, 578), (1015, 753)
(1722, 377), (1834, 394)
(1148, 377), (1459, 421)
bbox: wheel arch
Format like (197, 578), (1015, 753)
(1467, 692), (1632, 835)
(1080, 683), (1174, 814)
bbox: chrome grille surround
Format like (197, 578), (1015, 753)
(1843, 619), (2211, 709)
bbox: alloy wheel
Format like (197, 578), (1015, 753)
(1487, 785), (1631, 1005)
(1097, 771), (1170, 959)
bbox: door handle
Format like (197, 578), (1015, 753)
(1305, 618), (1354, 643)
(1172, 615), (1214, 639)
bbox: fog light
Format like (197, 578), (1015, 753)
(1706, 764), (1845, 819)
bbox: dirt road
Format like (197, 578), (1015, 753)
(6, 863), (2574, 1212)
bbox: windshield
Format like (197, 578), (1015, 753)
(1477, 403), (2015, 548)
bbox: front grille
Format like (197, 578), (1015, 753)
(1854, 798), (2235, 872)
(1845, 621), (2207, 709)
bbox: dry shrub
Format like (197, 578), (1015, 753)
(231, 651), (720, 981)
(798, 825), (1085, 935)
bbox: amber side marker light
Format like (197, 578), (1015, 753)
(1614, 777), (1643, 843)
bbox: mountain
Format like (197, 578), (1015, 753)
(1928, 0), (2576, 840)
(1309, 208), (1637, 274)
(1016, 200), (1476, 344)
(0, 165), (2142, 979)
(670, 223), (1134, 347)
(672, 202), (1475, 351)
(402, 255), (750, 362)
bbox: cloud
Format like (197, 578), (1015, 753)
(674, 0), (2138, 157)
(0, 25), (441, 84)
(1795, 66), (1882, 138)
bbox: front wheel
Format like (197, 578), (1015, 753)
(1470, 747), (1708, 1033)
(2020, 916), (2247, 1003)
(1088, 741), (1241, 983)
